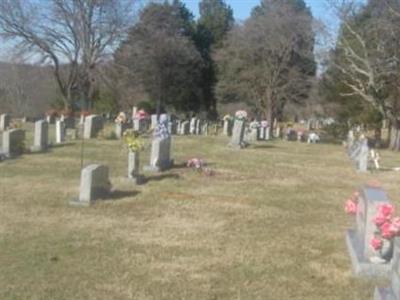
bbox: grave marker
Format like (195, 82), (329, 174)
(70, 164), (111, 206)
(346, 185), (393, 277)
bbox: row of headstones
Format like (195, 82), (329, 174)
(345, 184), (400, 299)
(0, 113), (106, 159)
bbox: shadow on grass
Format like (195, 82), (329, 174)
(108, 190), (140, 201)
(50, 142), (77, 148)
(170, 162), (187, 170)
(143, 173), (180, 183)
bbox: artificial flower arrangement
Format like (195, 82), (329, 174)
(344, 191), (359, 215)
(135, 109), (149, 120)
(115, 112), (127, 124)
(261, 120), (268, 128)
(235, 110), (247, 121)
(223, 114), (233, 121)
(370, 204), (400, 253)
(187, 158), (205, 170)
(122, 129), (144, 152)
(187, 158), (214, 176)
(344, 190), (400, 260)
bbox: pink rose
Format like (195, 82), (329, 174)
(370, 237), (383, 251)
(344, 199), (357, 215)
(378, 204), (395, 218)
(390, 217), (400, 236)
(381, 222), (395, 239)
(373, 213), (387, 227)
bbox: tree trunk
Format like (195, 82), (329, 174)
(374, 127), (382, 148)
(389, 120), (400, 151)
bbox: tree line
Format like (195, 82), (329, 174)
(0, 0), (316, 127)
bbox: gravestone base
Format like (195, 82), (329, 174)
(30, 145), (48, 153)
(69, 198), (92, 207)
(346, 229), (391, 278)
(126, 175), (145, 185)
(374, 287), (396, 300)
(143, 159), (174, 172)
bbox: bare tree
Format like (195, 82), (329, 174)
(215, 0), (315, 131)
(0, 0), (140, 110)
(326, 0), (400, 149)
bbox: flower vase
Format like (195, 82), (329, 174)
(380, 239), (394, 261)
(370, 239), (394, 264)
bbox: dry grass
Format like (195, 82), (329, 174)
(1, 123), (400, 299)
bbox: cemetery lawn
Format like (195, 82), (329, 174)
(2, 129), (400, 299)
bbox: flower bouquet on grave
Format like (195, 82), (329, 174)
(115, 112), (128, 124)
(369, 203), (399, 263)
(261, 121), (268, 128)
(135, 110), (149, 120)
(344, 191), (359, 215)
(187, 158), (215, 176)
(234, 110), (247, 121)
(122, 129), (144, 153)
(223, 114), (233, 121)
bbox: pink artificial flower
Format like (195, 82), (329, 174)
(381, 222), (395, 239)
(390, 217), (400, 236)
(370, 237), (383, 251)
(135, 110), (149, 120)
(373, 213), (388, 227)
(344, 199), (357, 215)
(378, 204), (395, 218)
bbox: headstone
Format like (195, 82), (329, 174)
(151, 114), (158, 129)
(144, 137), (173, 172)
(70, 164), (111, 206)
(374, 238), (400, 299)
(346, 185), (393, 277)
(195, 119), (202, 135)
(128, 151), (143, 184)
(190, 117), (197, 135)
(180, 121), (190, 135)
(274, 126), (281, 138)
(55, 120), (66, 144)
(266, 127), (271, 140)
(286, 129), (297, 141)
(0, 114), (11, 131)
(229, 120), (246, 149)
(132, 106), (137, 119)
(259, 127), (266, 140)
(61, 115), (75, 129)
(357, 138), (369, 172)
(79, 114), (85, 125)
(2, 129), (25, 157)
(115, 123), (129, 139)
(223, 120), (232, 136)
(83, 115), (103, 139)
(347, 130), (355, 152)
(30, 120), (48, 152)
(133, 119), (147, 133)
(202, 122), (208, 136)
(168, 121), (177, 135)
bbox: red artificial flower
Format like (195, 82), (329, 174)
(344, 199), (357, 215)
(370, 237), (383, 251)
